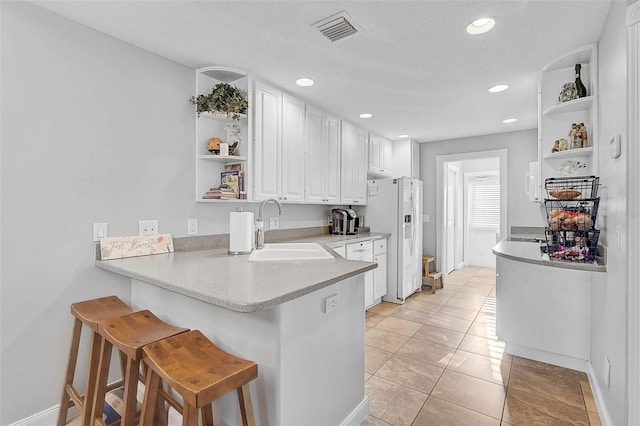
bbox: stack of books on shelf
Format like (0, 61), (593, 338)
(202, 165), (246, 200)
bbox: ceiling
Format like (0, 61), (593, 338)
(30, 0), (613, 143)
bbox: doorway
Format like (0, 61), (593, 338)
(436, 150), (507, 274)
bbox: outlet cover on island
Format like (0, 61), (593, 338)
(187, 219), (198, 235)
(139, 220), (158, 236)
(324, 294), (339, 313)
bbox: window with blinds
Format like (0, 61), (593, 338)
(470, 181), (500, 229)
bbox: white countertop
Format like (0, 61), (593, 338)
(493, 240), (606, 272)
(95, 233), (385, 312)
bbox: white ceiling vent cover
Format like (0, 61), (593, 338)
(313, 11), (361, 42)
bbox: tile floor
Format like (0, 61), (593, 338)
(362, 266), (601, 426)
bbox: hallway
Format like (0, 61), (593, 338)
(362, 267), (601, 425)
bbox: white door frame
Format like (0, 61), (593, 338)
(436, 149), (508, 275)
(626, 4), (640, 425)
(463, 171), (500, 268)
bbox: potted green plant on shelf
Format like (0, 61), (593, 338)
(189, 82), (248, 120)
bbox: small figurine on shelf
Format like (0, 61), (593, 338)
(552, 138), (569, 153)
(569, 123), (581, 149)
(578, 123), (588, 148)
(207, 137), (222, 154)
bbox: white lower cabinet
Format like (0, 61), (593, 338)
(346, 241), (374, 308)
(373, 238), (387, 300)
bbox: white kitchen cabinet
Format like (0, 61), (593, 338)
(347, 240), (374, 309)
(393, 138), (420, 179)
(194, 67), (251, 202)
(538, 45), (598, 197)
(368, 134), (393, 178)
(340, 121), (368, 205)
(305, 105), (341, 204)
(253, 80), (305, 203)
(373, 238), (387, 300)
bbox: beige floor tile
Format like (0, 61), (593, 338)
(438, 304), (480, 321)
(366, 328), (410, 353)
(447, 271), (475, 283)
(365, 345), (394, 374)
(509, 363), (583, 409)
(397, 337), (456, 368)
(474, 310), (497, 324)
(365, 372), (372, 381)
(404, 298), (444, 314)
(579, 378), (598, 413)
(449, 292), (492, 304)
(391, 306), (434, 324)
(413, 325), (466, 348)
(466, 277), (496, 286)
(467, 320), (499, 340)
(448, 349), (511, 386)
(361, 415), (393, 426)
(365, 376), (428, 426)
(502, 387), (589, 426)
(375, 354), (444, 394)
(376, 316), (423, 337)
(366, 311), (386, 327)
(444, 296), (484, 310)
(412, 293), (449, 307)
(368, 302), (401, 316)
(458, 334), (511, 361)
(413, 396), (501, 426)
(426, 315), (472, 334)
(455, 286), (492, 297)
(431, 370), (506, 419)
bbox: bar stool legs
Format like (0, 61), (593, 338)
(91, 310), (188, 426)
(140, 330), (258, 426)
(57, 296), (132, 426)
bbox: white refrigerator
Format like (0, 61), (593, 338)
(366, 177), (423, 303)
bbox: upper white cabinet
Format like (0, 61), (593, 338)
(194, 67), (251, 202)
(538, 45), (598, 194)
(340, 121), (368, 205)
(253, 81), (305, 203)
(305, 106), (341, 204)
(368, 134), (393, 178)
(393, 139), (420, 179)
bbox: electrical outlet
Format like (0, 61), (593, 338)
(269, 217), (279, 229)
(139, 220), (158, 236)
(187, 219), (198, 235)
(324, 294), (339, 313)
(93, 223), (108, 242)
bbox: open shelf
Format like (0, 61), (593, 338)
(543, 96), (593, 116)
(199, 154), (247, 162)
(543, 147), (594, 161)
(199, 111), (248, 121)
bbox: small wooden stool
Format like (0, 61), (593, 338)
(57, 296), (133, 426)
(140, 330), (258, 426)
(92, 310), (188, 426)
(422, 255), (445, 294)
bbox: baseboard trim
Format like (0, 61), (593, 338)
(340, 396), (369, 426)
(8, 404), (58, 426)
(588, 363), (613, 426)
(504, 342), (589, 372)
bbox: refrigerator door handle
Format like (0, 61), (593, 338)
(409, 188), (415, 256)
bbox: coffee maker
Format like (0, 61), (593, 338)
(331, 208), (357, 235)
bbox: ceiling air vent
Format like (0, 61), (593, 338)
(313, 11), (360, 42)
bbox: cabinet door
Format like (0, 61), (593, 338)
(365, 271), (375, 309)
(304, 105), (325, 203)
(281, 94), (305, 203)
(253, 82), (282, 201)
(353, 127), (369, 204)
(381, 138), (393, 174)
(340, 121), (358, 204)
(325, 114), (341, 204)
(373, 253), (387, 299)
(369, 135), (381, 170)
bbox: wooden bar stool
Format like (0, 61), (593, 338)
(422, 255), (444, 294)
(92, 310), (188, 426)
(140, 330), (258, 426)
(58, 296), (133, 426)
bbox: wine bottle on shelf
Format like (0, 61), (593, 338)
(575, 64), (587, 98)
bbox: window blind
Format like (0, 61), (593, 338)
(470, 183), (500, 229)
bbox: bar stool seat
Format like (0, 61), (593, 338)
(92, 310), (188, 426)
(422, 255), (444, 294)
(58, 296), (133, 426)
(140, 330), (258, 426)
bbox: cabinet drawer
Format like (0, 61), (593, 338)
(373, 238), (387, 255)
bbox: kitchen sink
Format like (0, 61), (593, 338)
(248, 243), (335, 262)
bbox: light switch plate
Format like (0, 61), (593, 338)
(187, 219), (198, 235)
(93, 223), (108, 242)
(269, 217), (279, 229)
(609, 134), (621, 159)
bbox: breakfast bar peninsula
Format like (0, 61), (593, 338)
(95, 239), (376, 426)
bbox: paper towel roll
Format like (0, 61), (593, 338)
(229, 211), (254, 254)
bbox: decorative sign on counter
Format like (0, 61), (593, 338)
(100, 234), (174, 260)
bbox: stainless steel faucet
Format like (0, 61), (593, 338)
(255, 198), (284, 249)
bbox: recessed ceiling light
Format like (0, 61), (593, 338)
(488, 84), (509, 93)
(466, 17), (496, 35)
(295, 78), (314, 87)
(359, 113), (373, 119)
(398, 134), (409, 138)
(502, 118), (518, 124)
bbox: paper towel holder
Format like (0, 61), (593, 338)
(228, 207), (254, 255)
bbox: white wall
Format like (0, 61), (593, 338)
(589, 2), (629, 425)
(0, 3), (329, 424)
(419, 129), (543, 257)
